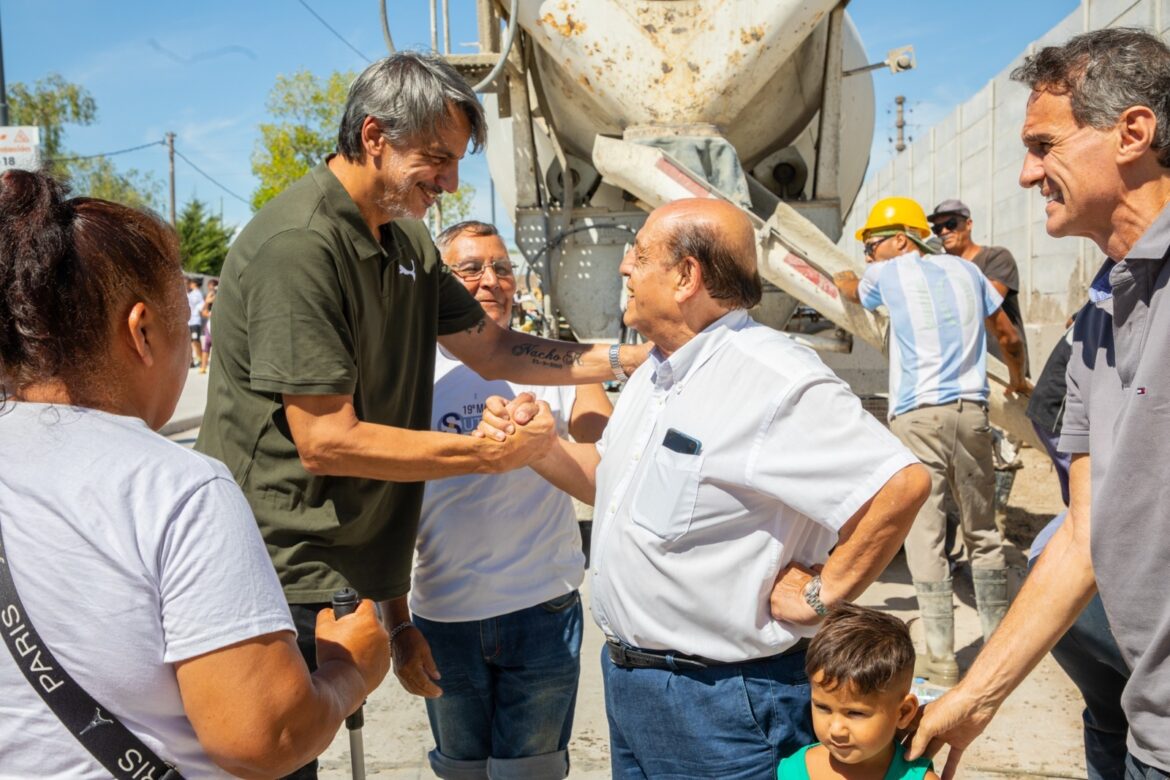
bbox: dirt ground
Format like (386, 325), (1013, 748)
(315, 445), (1091, 780)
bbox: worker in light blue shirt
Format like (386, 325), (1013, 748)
(834, 196), (1029, 687)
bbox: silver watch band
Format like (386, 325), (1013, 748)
(609, 343), (629, 382)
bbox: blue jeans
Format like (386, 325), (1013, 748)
(1030, 516), (1130, 780)
(601, 644), (813, 779)
(413, 591), (583, 780)
(1127, 754), (1170, 779)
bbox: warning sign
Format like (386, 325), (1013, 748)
(0, 127), (42, 173)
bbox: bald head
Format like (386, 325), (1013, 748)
(648, 198), (762, 309)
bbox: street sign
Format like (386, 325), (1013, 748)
(0, 127), (42, 173)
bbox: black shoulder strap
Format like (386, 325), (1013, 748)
(0, 522), (185, 780)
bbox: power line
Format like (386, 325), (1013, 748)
(48, 140), (166, 163)
(296, 0), (372, 63)
(172, 147), (250, 206)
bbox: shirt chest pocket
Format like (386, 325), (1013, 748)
(631, 448), (704, 542)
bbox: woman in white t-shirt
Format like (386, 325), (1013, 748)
(0, 169), (390, 778)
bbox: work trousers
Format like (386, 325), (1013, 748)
(890, 399), (1005, 581)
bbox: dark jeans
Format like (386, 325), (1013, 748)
(601, 645), (813, 779)
(415, 591), (583, 779)
(1126, 754), (1170, 780)
(282, 602), (331, 780)
(1030, 521), (1129, 780)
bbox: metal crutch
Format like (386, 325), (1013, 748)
(331, 587), (366, 780)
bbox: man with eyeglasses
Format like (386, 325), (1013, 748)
(391, 220), (613, 779)
(834, 196), (1028, 688)
(928, 199), (1031, 377)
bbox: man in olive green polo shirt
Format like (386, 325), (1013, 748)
(196, 53), (644, 776)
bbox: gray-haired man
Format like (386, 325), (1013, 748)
(196, 52), (647, 778)
(908, 29), (1170, 779)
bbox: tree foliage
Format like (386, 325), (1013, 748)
(176, 199), (234, 276)
(67, 157), (163, 212)
(430, 183), (476, 232)
(8, 73), (96, 167)
(8, 73), (161, 210)
(251, 70), (353, 210)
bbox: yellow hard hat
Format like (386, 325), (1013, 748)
(855, 197), (932, 241)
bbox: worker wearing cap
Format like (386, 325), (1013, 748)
(834, 197), (1029, 686)
(928, 199), (1031, 376)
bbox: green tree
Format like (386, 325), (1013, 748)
(67, 157), (163, 212)
(8, 73), (161, 209)
(251, 69), (353, 210)
(8, 73), (96, 168)
(429, 182), (477, 232)
(176, 198), (234, 276)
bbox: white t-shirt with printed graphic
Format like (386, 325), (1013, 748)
(409, 347), (585, 623)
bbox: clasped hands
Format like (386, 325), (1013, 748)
(473, 392), (557, 471)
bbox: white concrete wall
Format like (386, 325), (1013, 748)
(839, 0), (1170, 362)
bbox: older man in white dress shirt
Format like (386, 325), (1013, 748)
(482, 198), (930, 780)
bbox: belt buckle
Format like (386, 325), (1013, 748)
(608, 639), (629, 668)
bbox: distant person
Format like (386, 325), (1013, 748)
(193, 51), (647, 778)
(199, 278), (217, 374)
(928, 199), (1031, 376)
(776, 604), (938, 780)
(484, 198), (930, 779)
(909, 29), (1170, 779)
(0, 169), (390, 778)
(395, 220), (612, 780)
(835, 196), (1028, 687)
(185, 277), (203, 368)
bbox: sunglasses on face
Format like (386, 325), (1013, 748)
(930, 217), (965, 236)
(863, 234), (895, 258)
(450, 260), (516, 280)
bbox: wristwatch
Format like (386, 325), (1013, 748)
(609, 343), (629, 382)
(802, 574), (829, 617)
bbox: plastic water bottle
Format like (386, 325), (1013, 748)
(912, 677), (949, 704)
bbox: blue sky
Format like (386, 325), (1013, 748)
(1, 1), (1079, 236)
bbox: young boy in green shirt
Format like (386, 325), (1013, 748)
(778, 604), (939, 780)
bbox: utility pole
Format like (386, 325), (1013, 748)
(0, 6), (10, 126)
(895, 96), (907, 153)
(166, 132), (176, 226)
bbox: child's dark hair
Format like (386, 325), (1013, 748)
(805, 603), (915, 695)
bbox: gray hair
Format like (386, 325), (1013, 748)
(1011, 28), (1170, 168)
(666, 221), (763, 309)
(337, 51), (486, 161)
(435, 220), (499, 253)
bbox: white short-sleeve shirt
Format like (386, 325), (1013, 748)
(0, 403), (293, 778)
(591, 310), (916, 662)
(409, 347), (585, 622)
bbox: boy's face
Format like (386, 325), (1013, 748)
(810, 672), (918, 765)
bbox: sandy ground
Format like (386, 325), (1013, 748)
(308, 446), (1089, 780)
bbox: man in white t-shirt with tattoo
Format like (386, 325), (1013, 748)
(394, 220), (612, 780)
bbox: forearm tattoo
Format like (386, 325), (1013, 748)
(511, 342), (586, 369)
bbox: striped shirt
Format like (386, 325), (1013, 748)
(858, 251), (1003, 418)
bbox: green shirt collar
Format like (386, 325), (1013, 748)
(311, 157), (388, 262)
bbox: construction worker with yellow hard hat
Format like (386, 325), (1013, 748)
(834, 194), (1030, 688)
(852, 196), (937, 258)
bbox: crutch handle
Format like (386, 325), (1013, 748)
(331, 588), (364, 730)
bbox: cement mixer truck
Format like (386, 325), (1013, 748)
(431, 0), (1035, 443)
